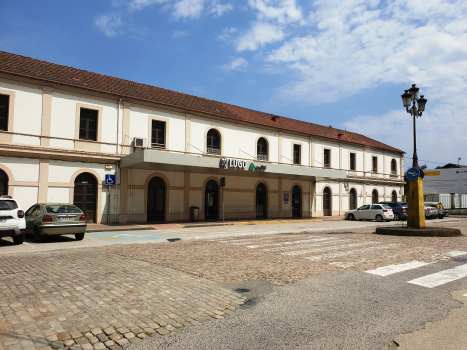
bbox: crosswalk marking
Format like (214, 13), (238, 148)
(305, 244), (401, 261)
(245, 237), (335, 249)
(446, 251), (467, 257)
(263, 239), (352, 252)
(365, 261), (432, 276)
(284, 241), (378, 256)
(408, 264), (467, 288)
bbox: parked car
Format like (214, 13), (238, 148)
(378, 201), (408, 221)
(24, 203), (87, 243)
(0, 195), (26, 245)
(424, 205), (438, 219)
(345, 204), (394, 222)
(425, 202), (449, 219)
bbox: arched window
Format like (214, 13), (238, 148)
(391, 159), (397, 175)
(257, 137), (268, 161)
(372, 189), (379, 204)
(207, 129), (220, 155)
(392, 190), (397, 202)
(0, 169), (8, 196)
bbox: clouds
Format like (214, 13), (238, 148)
(223, 57), (248, 71)
(95, 0), (233, 37)
(94, 13), (123, 37)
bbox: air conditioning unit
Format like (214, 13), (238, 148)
(134, 137), (147, 148)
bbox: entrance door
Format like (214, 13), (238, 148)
(292, 185), (301, 217)
(256, 183), (267, 218)
(0, 169), (7, 196)
(74, 173), (97, 223)
(372, 189), (379, 204)
(147, 176), (165, 222)
(323, 187), (331, 216)
(349, 188), (357, 210)
(205, 180), (218, 219)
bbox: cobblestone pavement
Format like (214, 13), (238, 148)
(0, 250), (244, 350)
(103, 220), (467, 286)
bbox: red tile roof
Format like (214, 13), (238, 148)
(0, 51), (403, 153)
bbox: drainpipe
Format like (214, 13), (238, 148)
(116, 98), (122, 154)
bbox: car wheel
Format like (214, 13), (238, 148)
(348, 214), (355, 221)
(376, 214), (383, 222)
(34, 227), (44, 243)
(13, 233), (25, 245)
(394, 213), (400, 221)
(75, 232), (85, 241)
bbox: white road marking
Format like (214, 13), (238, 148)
(446, 251), (467, 257)
(408, 264), (467, 288)
(263, 239), (352, 252)
(245, 237), (332, 248)
(365, 261), (432, 276)
(305, 244), (401, 261)
(283, 241), (378, 256)
(464, 293), (467, 297)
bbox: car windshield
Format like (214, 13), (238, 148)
(0, 200), (18, 210)
(46, 205), (81, 214)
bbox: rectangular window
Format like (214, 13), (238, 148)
(293, 144), (301, 164)
(372, 156), (378, 172)
(349, 152), (356, 171)
(324, 149), (331, 168)
(151, 120), (166, 149)
(79, 108), (98, 141)
(0, 94), (9, 131)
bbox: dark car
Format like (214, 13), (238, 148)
(378, 201), (408, 221)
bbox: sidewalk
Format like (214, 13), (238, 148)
(86, 216), (345, 232)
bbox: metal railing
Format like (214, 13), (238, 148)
(257, 154), (268, 161)
(206, 147), (221, 155)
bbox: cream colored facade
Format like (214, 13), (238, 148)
(0, 71), (405, 223)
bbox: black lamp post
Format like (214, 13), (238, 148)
(401, 84), (427, 168)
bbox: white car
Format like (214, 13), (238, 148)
(345, 204), (394, 222)
(0, 195), (26, 244)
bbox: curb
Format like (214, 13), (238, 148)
(178, 219), (324, 228)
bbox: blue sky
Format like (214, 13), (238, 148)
(1, 0), (467, 170)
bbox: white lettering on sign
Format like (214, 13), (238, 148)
(219, 158), (267, 171)
(220, 158), (247, 169)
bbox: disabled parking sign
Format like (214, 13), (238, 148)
(105, 174), (116, 185)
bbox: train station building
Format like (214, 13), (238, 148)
(0, 51), (405, 223)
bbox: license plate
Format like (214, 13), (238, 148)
(59, 217), (74, 221)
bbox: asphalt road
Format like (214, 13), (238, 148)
(128, 256), (467, 350)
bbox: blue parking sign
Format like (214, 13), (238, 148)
(105, 174), (116, 185)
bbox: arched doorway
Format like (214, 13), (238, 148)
(392, 190), (397, 202)
(256, 183), (267, 218)
(0, 169), (8, 196)
(147, 176), (165, 222)
(372, 189), (379, 204)
(323, 187), (331, 216)
(349, 188), (357, 210)
(205, 180), (219, 219)
(74, 173), (97, 223)
(292, 185), (301, 217)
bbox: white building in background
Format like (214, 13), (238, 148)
(0, 51), (405, 223)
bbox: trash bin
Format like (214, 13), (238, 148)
(190, 206), (199, 221)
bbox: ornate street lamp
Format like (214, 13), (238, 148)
(401, 84), (428, 229)
(401, 84), (427, 168)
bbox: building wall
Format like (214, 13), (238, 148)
(0, 76), (405, 223)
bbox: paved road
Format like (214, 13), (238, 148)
(128, 255), (467, 350)
(1, 218), (460, 256)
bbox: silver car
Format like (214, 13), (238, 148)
(0, 196), (26, 245)
(345, 204), (394, 222)
(424, 206), (438, 219)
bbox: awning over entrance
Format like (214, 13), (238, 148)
(120, 150), (348, 181)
